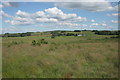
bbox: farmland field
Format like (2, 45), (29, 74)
(2, 31), (119, 78)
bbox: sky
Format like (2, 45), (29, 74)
(0, 1), (120, 33)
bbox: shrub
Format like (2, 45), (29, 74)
(51, 35), (55, 38)
(32, 39), (48, 46)
(44, 41), (48, 44)
(37, 42), (41, 46)
(41, 39), (45, 41)
(32, 40), (37, 46)
(37, 40), (41, 46)
(40, 39), (45, 43)
(41, 39), (48, 44)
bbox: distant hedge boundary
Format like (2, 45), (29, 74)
(2, 32), (33, 37)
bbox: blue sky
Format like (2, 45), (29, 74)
(1, 2), (119, 33)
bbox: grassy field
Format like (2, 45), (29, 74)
(2, 31), (119, 78)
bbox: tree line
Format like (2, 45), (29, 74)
(51, 31), (80, 38)
(92, 30), (120, 35)
(3, 32), (33, 37)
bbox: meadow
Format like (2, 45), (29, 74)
(2, 31), (119, 78)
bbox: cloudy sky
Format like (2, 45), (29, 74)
(0, 1), (119, 33)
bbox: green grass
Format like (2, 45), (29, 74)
(2, 31), (119, 78)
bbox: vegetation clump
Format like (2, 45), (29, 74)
(51, 34), (56, 38)
(110, 35), (120, 38)
(7, 41), (24, 47)
(32, 40), (37, 46)
(31, 39), (48, 46)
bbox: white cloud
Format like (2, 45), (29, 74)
(5, 7), (87, 25)
(16, 10), (30, 18)
(82, 24), (87, 27)
(58, 22), (81, 26)
(90, 25), (97, 28)
(5, 16), (35, 25)
(5, 19), (35, 25)
(91, 23), (107, 26)
(1, 2), (18, 8)
(55, 0), (118, 12)
(45, 7), (78, 20)
(101, 23), (107, 26)
(74, 17), (87, 22)
(16, 10), (48, 18)
(111, 13), (119, 16)
(2, 26), (40, 33)
(107, 13), (120, 16)
(36, 18), (58, 22)
(111, 20), (119, 23)
(44, 7), (87, 22)
(0, 4), (3, 8)
(91, 19), (95, 22)
(2, 2), (11, 7)
(91, 23), (99, 26)
(1, 1), (118, 12)
(5, 0), (119, 2)
(0, 10), (12, 18)
(34, 11), (47, 18)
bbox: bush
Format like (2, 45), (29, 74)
(37, 40), (41, 46)
(40, 39), (48, 44)
(40, 39), (45, 43)
(32, 39), (48, 46)
(37, 42), (41, 46)
(51, 35), (56, 38)
(43, 41), (48, 44)
(32, 40), (37, 46)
